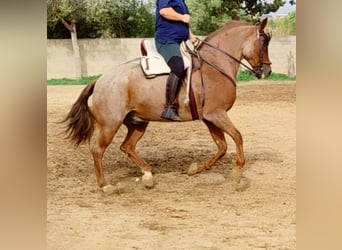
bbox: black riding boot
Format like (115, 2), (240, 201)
(160, 73), (181, 121)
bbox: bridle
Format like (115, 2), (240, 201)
(255, 30), (272, 76)
(187, 29), (271, 87)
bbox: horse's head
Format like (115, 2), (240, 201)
(243, 18), (272, 78)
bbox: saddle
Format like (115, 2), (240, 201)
(139, 39), (203, 120)
(140, 39), (192, 79)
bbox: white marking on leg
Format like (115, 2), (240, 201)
(102, 184), (116, 195)
(142, 171), (154, 188)
(187, 162), (198, 175)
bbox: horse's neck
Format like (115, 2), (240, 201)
(202, 25), (254, 77)
(211, 25), (253, 56)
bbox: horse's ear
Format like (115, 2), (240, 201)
(259, 18), (268, 32)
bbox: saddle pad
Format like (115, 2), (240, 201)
(140, 39), (190, 78)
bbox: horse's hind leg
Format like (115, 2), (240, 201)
(188, 119), (227, 175)
(120, 118), (154, 188)
(202, 111), (245, 184)
(90, 123), (121, 194)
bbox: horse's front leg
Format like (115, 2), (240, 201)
(191, 113), (245, 185)
(187, 119), (227, 175)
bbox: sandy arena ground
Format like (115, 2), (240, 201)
(47, 80), (296, 249)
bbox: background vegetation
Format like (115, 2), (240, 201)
(267, 11), (296, 35)
(47, 0), (296, 79)
(47, 71), (295, 85)
(47, 0), (296, 38)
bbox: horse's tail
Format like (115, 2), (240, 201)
(62, 80), (96, 146)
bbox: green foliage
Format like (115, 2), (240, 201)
(119, 0), (155, 38)
(267, 11), (296, 36)
(237, 70), (296, 81)
(187, 0), (231, 36)
(47, 0), (87, 28)
(47, 0), (155, 38)
(242, 0), (285, 17)
(83, 0), (155, 38)
(47, 72), (295, 85)
(47, 0), (290, 38)
(187, 0), (286, 35)
(47, 75), (101, 85)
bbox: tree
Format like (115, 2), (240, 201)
(186, 0), (229, 36)
(47, 0), (155, 39)
(121, 0), (155, 38)
(187, 0), (286, 35)
(47, 0), (155, 78)
(267, 11), (296, 35)
(241, 0), (286, 18)
(47, 0), (88, 78)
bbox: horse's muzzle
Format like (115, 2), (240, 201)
(262, 64), (272, 77)
(255, 64), (272, 79)
(254, 65), (263, 79)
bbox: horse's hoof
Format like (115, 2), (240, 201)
(102, 184), (116, 195)
(232, 177), (249, 191)
(142, 172), (154, 188)
(187, 163), (198, 176)
(232, 167), (243, 183)
(231, 167), (249, 191)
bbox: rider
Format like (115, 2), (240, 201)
(155, 0), (196, 121)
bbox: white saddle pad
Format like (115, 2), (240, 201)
(140, 39), (191, 78)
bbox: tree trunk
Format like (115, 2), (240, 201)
(61, 19), (82, 79)
(70, 26), (82, 79)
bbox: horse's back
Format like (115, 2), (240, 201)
(91, 62), (168, 122)
(91, 64), (136, 122)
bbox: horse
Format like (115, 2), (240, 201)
(63, 18), (272, 194)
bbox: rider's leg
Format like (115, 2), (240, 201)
(160, 56), (184, 121)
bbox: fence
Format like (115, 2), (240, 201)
(47, 36), (296, 79)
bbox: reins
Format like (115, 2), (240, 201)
(186, 33), (266, 87)
(193, 42), (237, 87)
(185, 39), (236, 87)
(199, 39), (256, 75)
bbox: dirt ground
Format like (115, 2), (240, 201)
(47, 81), (296, 250)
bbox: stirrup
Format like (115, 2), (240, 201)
(160, 107), (181, 121)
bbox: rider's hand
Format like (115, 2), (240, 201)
(182, 14), (190, 23)
(189, 30), (196, 43)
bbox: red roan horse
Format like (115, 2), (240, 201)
(63, 18), (272, 194)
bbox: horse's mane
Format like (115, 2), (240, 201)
(205, 20), (253, 42)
